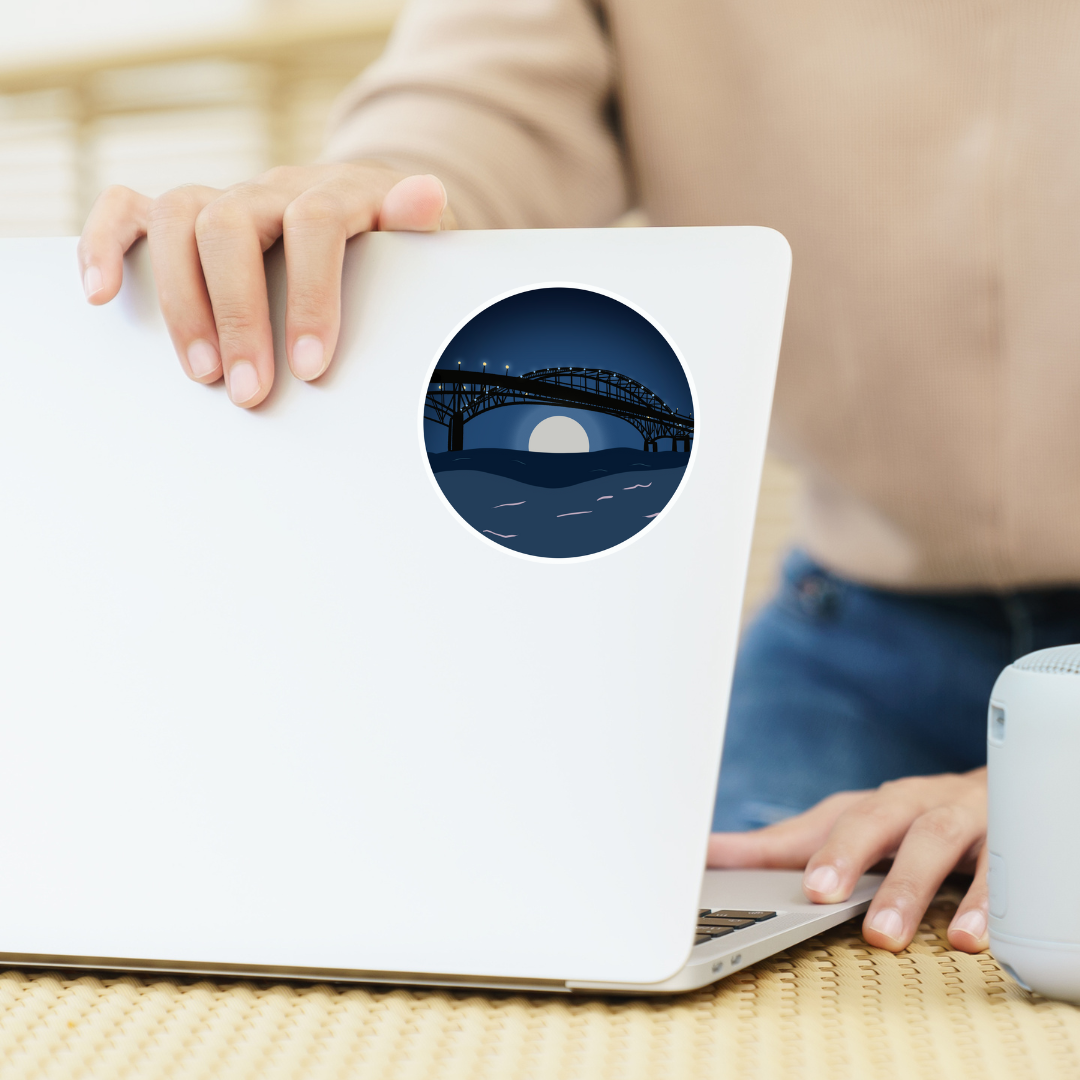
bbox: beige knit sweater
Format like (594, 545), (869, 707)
(325, 0), (1080, 591)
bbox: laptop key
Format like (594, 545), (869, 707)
(697, 926), (735, 938)
(694, 935), (712, 946)
(708, 910), (776, 921)
(698, 917), (754, 929)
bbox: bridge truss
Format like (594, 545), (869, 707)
(425, 366), (695, 452)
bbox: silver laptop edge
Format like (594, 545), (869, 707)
(0, 871), (880, 995)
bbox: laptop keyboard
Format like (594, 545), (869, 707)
(694, 909), (776, 947)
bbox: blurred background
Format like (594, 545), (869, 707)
(0, 0), (796, 615)
(0, 0), (397, 235)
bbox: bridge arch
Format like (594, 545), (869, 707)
(425, 366), (694, 452)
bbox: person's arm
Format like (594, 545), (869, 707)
(707, 768), (989, 953)
(324, 0), (629, 231)
(77, 0), (629, 407)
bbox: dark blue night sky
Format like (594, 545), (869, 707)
(423, 287), (693, 453)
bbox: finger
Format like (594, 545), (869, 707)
(196, 166), (403, 404)
(280, 171), (440, 381)
(861, 805), (985, 951)
(802, 778), (946, 903)
(77, 186), (152, 305)
(194, 183), (297, 407)
(377, 174), (448, 232)
(706, 790), (870, 869)
(947, 844), (990, 953)
(146, 185), (224, 384)
(280, 187), (353, 382)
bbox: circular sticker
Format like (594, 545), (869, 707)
(423, 286), (694, 558)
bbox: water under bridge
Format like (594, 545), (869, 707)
(425, 365), (695, 452)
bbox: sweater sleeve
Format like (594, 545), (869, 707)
(321, 0), (630, 229)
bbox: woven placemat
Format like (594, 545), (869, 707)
(0, 892), (1076, 1079)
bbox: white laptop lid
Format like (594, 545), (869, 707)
(0, 227), (789, 986)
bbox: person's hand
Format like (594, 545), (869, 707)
(77, 164), (453, 408)
(707, 768), (989, 953)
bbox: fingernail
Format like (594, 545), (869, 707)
(804, 865), (840, 896)
(868, 907), (905, 941)
(228, 360), (260, 404)
(83, 265), (103, 299)
(951, 909), (987, 940)
(292, 335), (326, 380)
(187, 340), (220, 379)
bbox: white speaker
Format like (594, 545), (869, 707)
(988, 645), (1080, 1002)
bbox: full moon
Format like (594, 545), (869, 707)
(528, 415), (590, 453)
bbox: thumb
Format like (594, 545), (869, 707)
(377, 174), (448, 232)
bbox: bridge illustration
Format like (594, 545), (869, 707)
(425, 365), (695, 452)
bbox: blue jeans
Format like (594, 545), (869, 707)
(712, 550), (1080, 831)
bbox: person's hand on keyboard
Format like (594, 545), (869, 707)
(706, 768), (988, 954)
(76, 165), (452, 408)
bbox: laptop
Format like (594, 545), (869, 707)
(0, 228), (878, 994)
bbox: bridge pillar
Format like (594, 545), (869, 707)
(448, 412), (464, 452)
